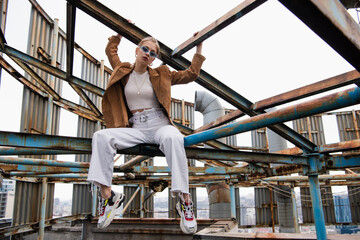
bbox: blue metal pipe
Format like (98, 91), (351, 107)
(0, 147), (88, 155)
(0, 131), (91, 152)
(308, 175), (327, 240)
(229, 185), (236, 219)
(0, 156), (89, 168)
(184, 87), (360, 147)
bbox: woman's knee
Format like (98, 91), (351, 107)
(162, 132), (184, 145)
(92, 129), (108, 143)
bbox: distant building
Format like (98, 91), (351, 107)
(0, 179), (15, 218)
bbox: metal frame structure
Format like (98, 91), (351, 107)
(0, 0), (359, 239)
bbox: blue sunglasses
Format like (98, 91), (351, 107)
(139, 46), (158, 58)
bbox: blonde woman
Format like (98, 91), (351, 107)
(87, 32), (204, 233)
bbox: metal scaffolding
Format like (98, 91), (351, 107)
(0, 0), (360, 239)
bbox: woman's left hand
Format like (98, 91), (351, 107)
(193, 31), (203, 54)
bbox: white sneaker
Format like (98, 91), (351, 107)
(176, 200), (197, 234)
(97, 191), (124, 229)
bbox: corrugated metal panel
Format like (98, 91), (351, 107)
(276, 186), (295, 232)
(255, 187), (278, 225)
(13, 181), (54, 226)
(348, 185), (360, 223)
(336, 110), (360, 142)
(293, 115), (325, 145)
(14, 3), (64, 226)
(251, 128), (267, 150)
(72, 56), (110, 214)
(300, 186), (335, 223)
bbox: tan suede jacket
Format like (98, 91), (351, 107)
(102, 35), (206, 128)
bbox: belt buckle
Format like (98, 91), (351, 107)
(140, 115), (148, 122)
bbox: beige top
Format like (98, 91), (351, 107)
(124, 70), (160, 111)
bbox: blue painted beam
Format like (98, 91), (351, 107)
(0, 156), (89, 168)
(0, 131), (92, 152)
(327, 154), (360, 169)
(0, 147), (84, 155)
(184, 87), (360, 147)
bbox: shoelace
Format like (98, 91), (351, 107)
(183, 202), (194, 220)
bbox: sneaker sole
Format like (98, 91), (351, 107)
(98, 193), (125, 229)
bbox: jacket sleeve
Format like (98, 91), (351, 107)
(169, 53), (206, 85)
(105, 35), (122, 69)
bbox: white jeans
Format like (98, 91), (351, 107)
(87, 108), (190, 196)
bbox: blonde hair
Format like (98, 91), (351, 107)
(138, 36), (161, 59)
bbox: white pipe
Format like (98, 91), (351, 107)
(195, 91), (225, 126)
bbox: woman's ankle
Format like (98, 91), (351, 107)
(100, 185), (112, 199)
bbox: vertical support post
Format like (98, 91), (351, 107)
(140, 184), (144, 218)
(181, 99), (185, 125)
(230, 185), (236, 218)
(308, 175), (327, 240)
(38, 178), (48, 240)
(291, 186), (300, 233)
(46, 18), (59, 135)
(306, 117), (313, 142)
(269, 186), (275, 233)
(351, 110), (360, 139)
(91, 184), (98, 217)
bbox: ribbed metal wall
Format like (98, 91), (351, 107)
(252, 128), (278, 225)
(336, 110), (360, 223)
(254, 187), (278, 226)
(251, 128), (267, 151)
(293, 116), (325, 145)
(14, 2), (64, 226)
(13, 181), (54, 225)
(300, 186), (336, 224)
(336, 110), (360, 141)
(294, 116), (337, 224)
(72, 56), (110, 214)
